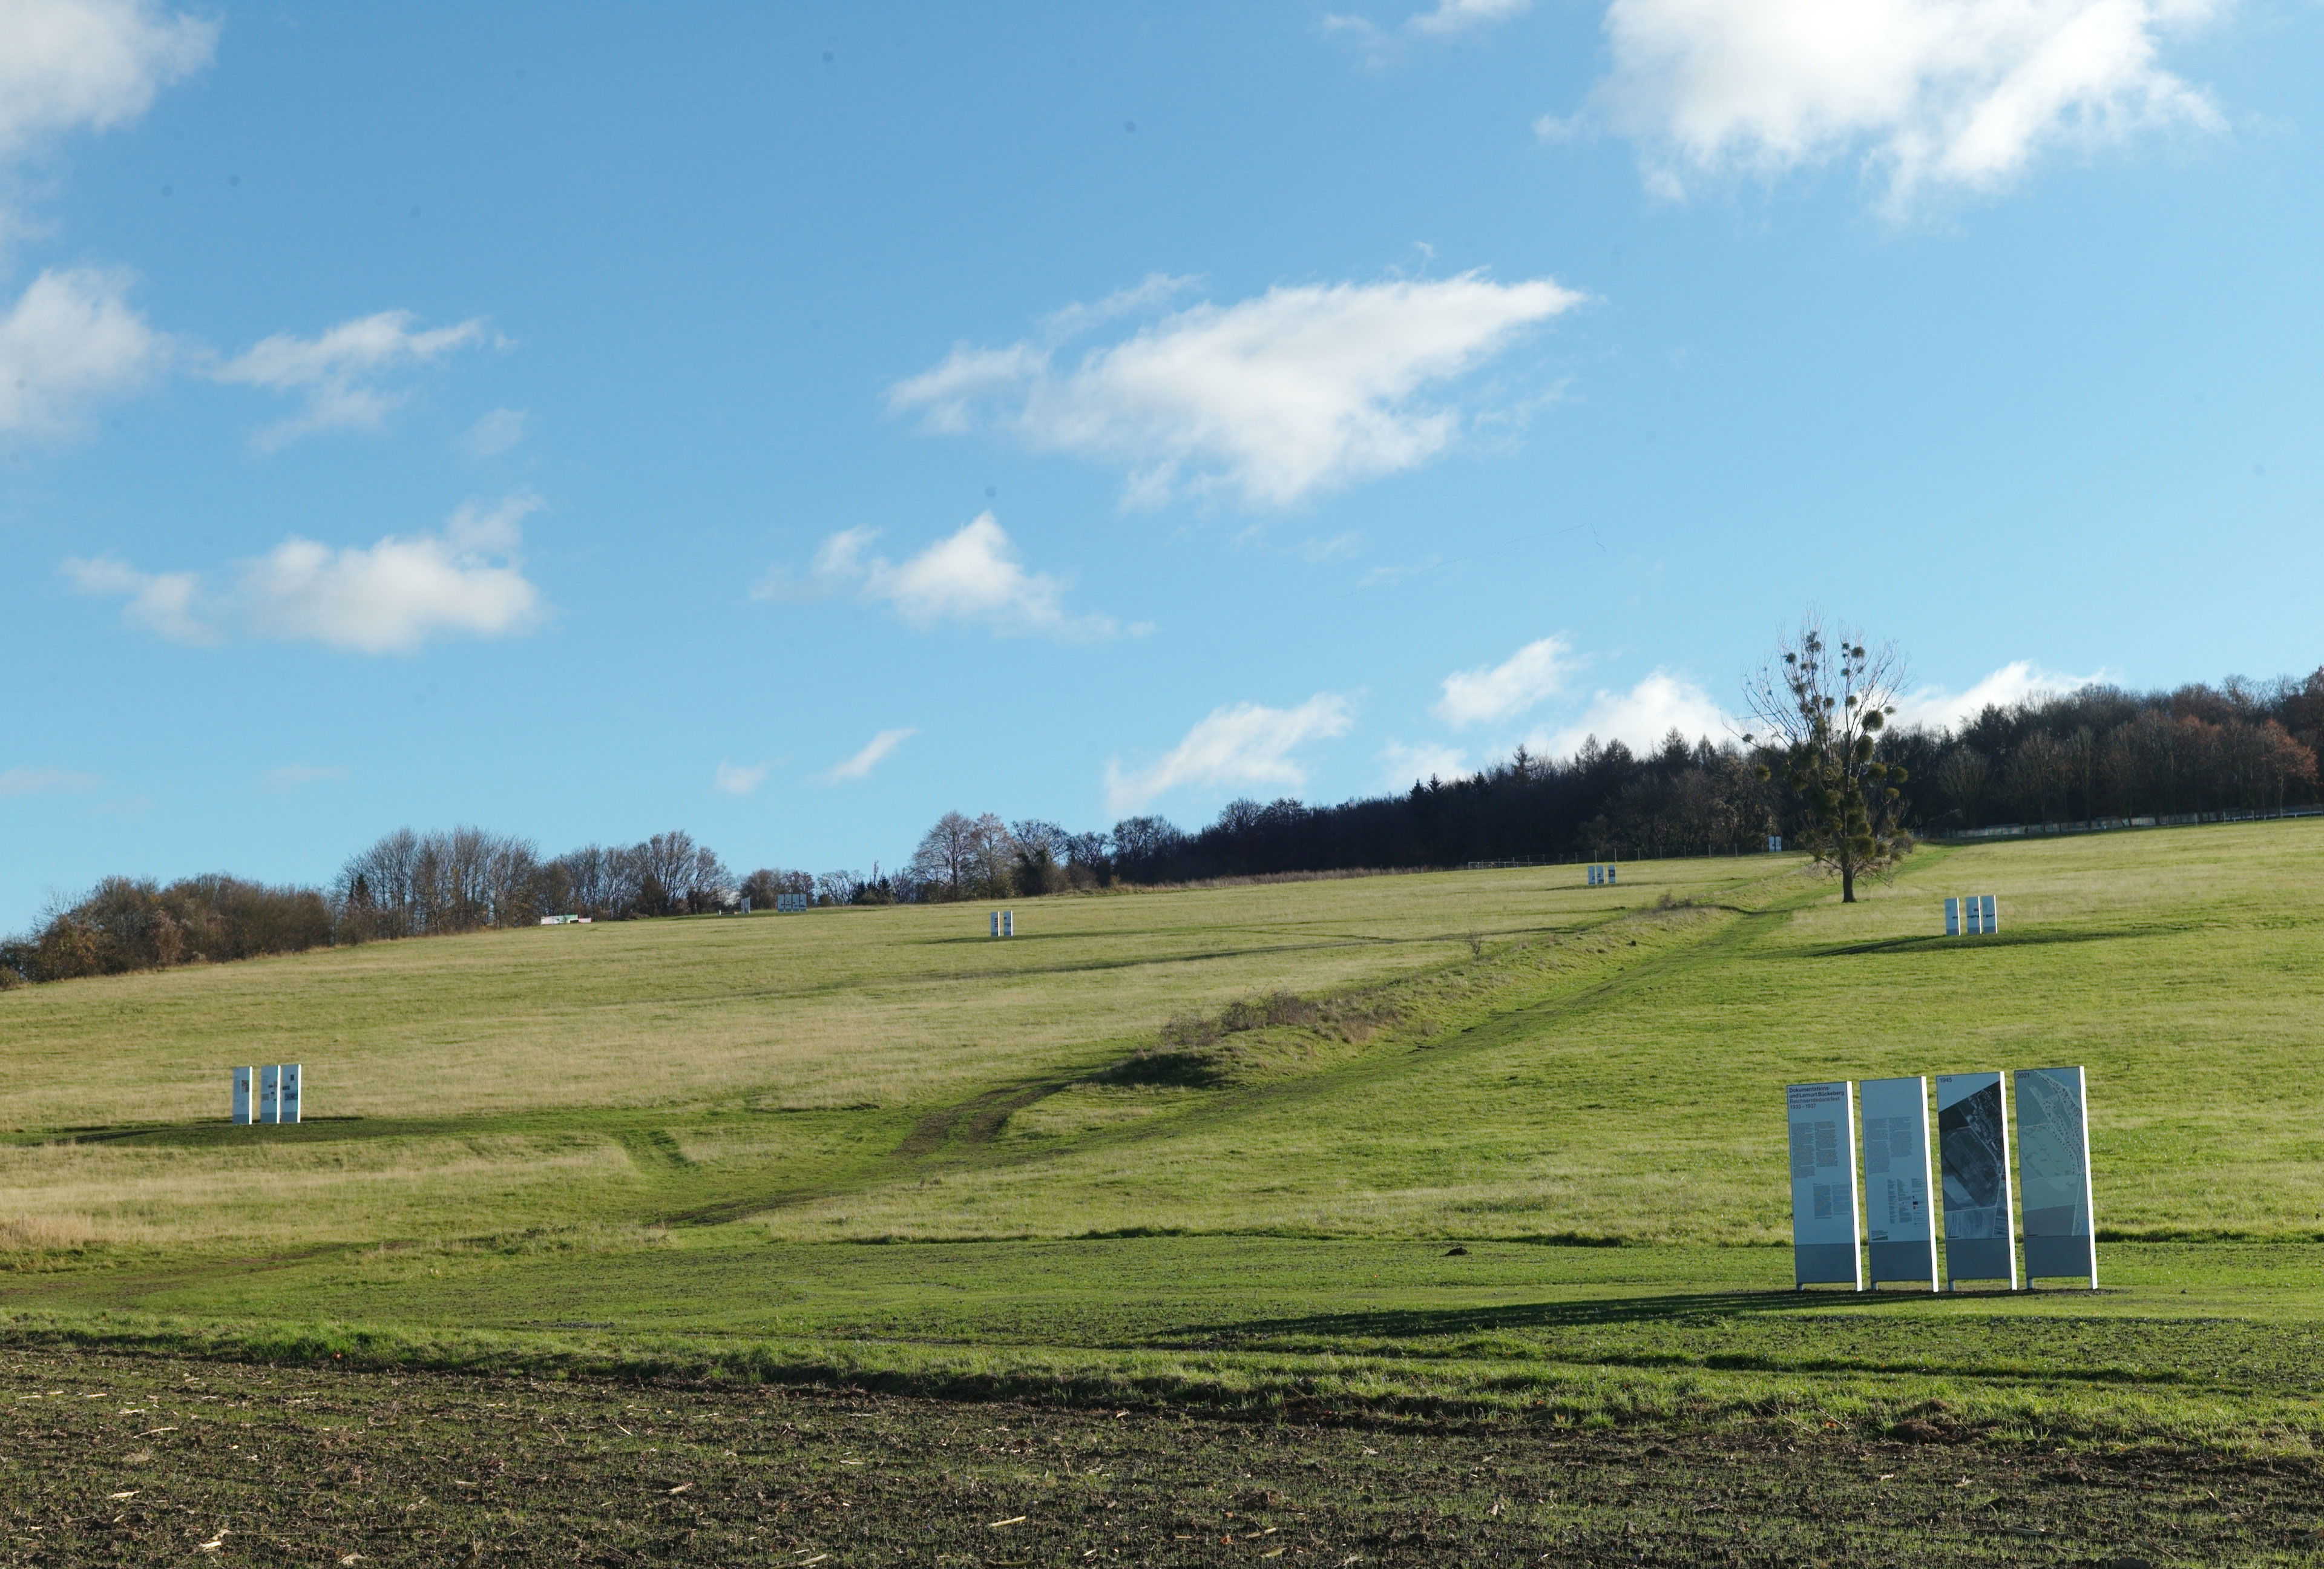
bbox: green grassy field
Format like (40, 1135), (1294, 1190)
(9, 823), (2324, 1562)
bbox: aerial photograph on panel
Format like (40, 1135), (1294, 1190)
(5, 1), (2324, 1563)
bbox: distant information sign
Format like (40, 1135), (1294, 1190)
(1787, 1081), (1862, 1288)
(2015, 1067), (2097, 1284)
(1937, 1071), (2018, 1287)
(1859, 1076), (1937, 1288)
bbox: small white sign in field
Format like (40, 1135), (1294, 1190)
(232, 1064), (303, 1125)
(1943, 895), (2000, 936)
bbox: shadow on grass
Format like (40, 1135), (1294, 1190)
(908, 937), (1411, 976)
(1805, 925), (2198, 959)
(1146, 1289), (2176, 1386)
(1155, 1288), (1947, 1347)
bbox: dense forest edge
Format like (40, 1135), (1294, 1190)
(5, 668), (2317, 988)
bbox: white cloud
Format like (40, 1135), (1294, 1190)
(244, 495), (540, 653)
(1890, 659), (2104, 731)
(1105, 694), (1355, 815)
(68, 493), (544, 654)
(61, 553), (208, 640)
(0, 765), (100, 798)
(0, 7), (207, 427)
(1381, 740), (1471, 788)
(1327, 0), (1529, 49)
(1411, 0), (1532, 33)
(1589, 0), (2226, 211)
(807, 513), (1115, 639)
(460, 406), (528, 458)
(216, 310), (489, 448)
(746, 568), (812, 604)
(0, 268), (163, 432)
(825, 728), (915, 784)
(714, 760), (770, 796)
(263, 763), (347, 791)
(0, 0), (214, 162)
(891, 272), (1583, 507)
(1435, 634), (1574, 728)
(1533, 671), (1737, 759)
(1036, 272), (1201, 343)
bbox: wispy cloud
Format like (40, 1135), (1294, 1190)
(263, 763), (349, 791)
(67, 493), (545, 654)
(1327, 0), (1531, 52)
(1435, 634), (1575, 728)
(1580, 0), (2227, 213)
(891, 272), (1583, 508)
(799, 513), (1118, 639)
(714, 760), (770, 796)
(1890, 660), (2105, 732)
(1532, 671), (1736, 759)
(460, 406), (528, 458)
(824, 728), (915, 784)
(216, 310), (490, 449)
(61, 553), (209, 641)
(1410, 0), (1531, 32)
(0, 765), (100, 799)
(1380, 739), (1471, 789)
(1105, 694), (1355, 815)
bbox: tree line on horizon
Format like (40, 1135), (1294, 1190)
(5, 664), (2317, 988)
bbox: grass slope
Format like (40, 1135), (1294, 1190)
(7, 822), (2324, 1464)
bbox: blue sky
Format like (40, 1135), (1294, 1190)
(4, 0), (2319, 923)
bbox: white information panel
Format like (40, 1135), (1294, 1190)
(2014, 1067), (2096, 1285)
(279, 1063), (303, 1125)
(1937, 1071), (2018, 1287)
(231, 1067), (254, 1126)
(1787, 1081), (1862, 1288)
(258, 1064), (280, 1125)
(1944, 898), (1961, 936)
(1859, 1076), (1937, 1288)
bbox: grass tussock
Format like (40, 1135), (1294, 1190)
(1108, 989), (1408, 1087)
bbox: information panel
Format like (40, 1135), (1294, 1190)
(231, 1067), (254, 1126)
(279, 1064), (303, 1125)
(258, 1064), (280, 1125)
(1859, 1076), (1937, 1288)
(1936, 1071), (2018, 1287)
(1787, 1081), (1862, 1288)
(2014, 1067), (2096, 1285)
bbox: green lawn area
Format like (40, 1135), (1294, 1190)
(8, 820), (2324, 1459)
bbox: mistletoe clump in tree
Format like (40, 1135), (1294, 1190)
(1744, 618), (1914, 903)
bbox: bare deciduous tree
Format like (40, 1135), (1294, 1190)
(1744, 616), (1913, 903)
(907, 811), (980, 901)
